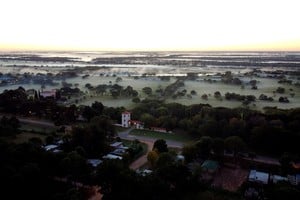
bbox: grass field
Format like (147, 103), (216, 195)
(12, 132), (47, 144)
(75, 76), (300, 111)
(20, 124), (57, 134)
(129, 129), (193, 142)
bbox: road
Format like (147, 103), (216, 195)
(18, 117), (55, 127)
(129, 140), (153, 170)
(0, 114), (55, 127)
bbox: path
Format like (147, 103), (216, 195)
(129, 140), (153, 170)
(118, 128), (184, 170)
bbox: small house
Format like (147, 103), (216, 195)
(87, 159), (103, 167)
(249, 170), (269, 184)
(110, 142), (123, 149)
(201, 160), (219, 174)
(26, 89), (38, 100)
(129, 120), (144, 129)
(39, 89), (57, 99)
(103, 154), (122, 160)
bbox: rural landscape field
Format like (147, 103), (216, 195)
(1, 0), (300, 199)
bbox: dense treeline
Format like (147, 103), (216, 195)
(1, 87), (299, 157)
(0, 139), (91, 199)
(0, 116), (20, 136)
(0, 87), (125, 125)
(131, 99), (300, 156)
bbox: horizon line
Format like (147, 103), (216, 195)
(1, 49), (300, 53)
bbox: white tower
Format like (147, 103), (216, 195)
(122, 111), (131, 127)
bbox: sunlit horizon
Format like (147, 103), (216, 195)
(1, 0), (300, 52)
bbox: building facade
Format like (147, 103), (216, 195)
(122, 111), (131, 127)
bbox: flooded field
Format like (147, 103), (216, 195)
(0, 51), (299, 110)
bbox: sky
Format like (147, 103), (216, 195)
(0, 0), (300, 51)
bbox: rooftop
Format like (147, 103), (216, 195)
(87, 159), (103, 167)
(201, 160), (219, 172)
(249, 170), (269, 184)
(103, 154), (122, 160)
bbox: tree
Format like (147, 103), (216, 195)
(115, 77), (122, 82)
(91, 101), (104, 115)
(147, 150), (159, 167)
(140, 113), (155, 128)
(59, 151), (90, 179)
(82, 106), (96, 121)
(182, 144), (198, 163)
(276, 87), (285, 94)
(214, 91), (221, 99)
(224, 136), (246, 156)
(153, 139), (168, 153)
(212, 138), (224, 157)
(201, 94), (208, 100)
(132, 97), (140, 103)
(279, 153), (294, 175)
(190, 90), (197, 95)
(156, 152), (175, 169)
(71, 116), (115, 156)
(196, 136), (213, 158)
(142, 87), (152, 95)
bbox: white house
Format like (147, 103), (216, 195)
(39, 89), (57, 99)
(129, 120), (144, 129)
(249, 170), (269, 184)
(122, 111), (131, 127)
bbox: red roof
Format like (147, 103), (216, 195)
(129, 120), (143, 124)
(122, 111), (131, 114)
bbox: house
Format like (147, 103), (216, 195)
(43, 144), (60, 152)
(111, 148), (127, 156)
(26, 89), (38, 100)
(271, 175), (288, 184)
(129, 120), (144, 129)
(87, 159), (103, 167)
(39, 89), (57, 99)
(136, 169), (153, 176)
(176, 155), (185, 164)
(201, 160), (219, 174)
(248, 170), (269, 184)
(122, 111), (131, 127)
(287, 174), (300, 185)
(102, 154), (122, 160)
(110, 142), (123, 149)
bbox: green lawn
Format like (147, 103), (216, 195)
(20, 124), (57, 134)
(129, 129), (193, 142)
(12, 132), (47, 144)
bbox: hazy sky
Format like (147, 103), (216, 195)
(1, 0), (300, 51)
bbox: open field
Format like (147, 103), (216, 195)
(129, 129), (193, 142)
(11, 132), (47, 144)
(1, 52), (299, 110)
(65, 75), (300, 110)
(20, 123), (57, 134)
